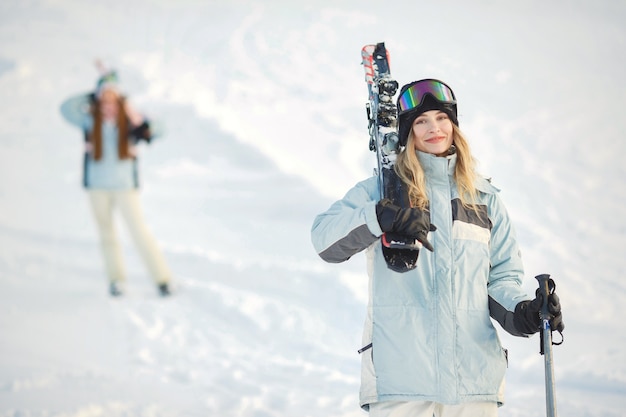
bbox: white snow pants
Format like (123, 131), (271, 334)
(88, 190), (171, 285)
(369, 401), (498, 417)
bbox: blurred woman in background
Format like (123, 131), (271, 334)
(60, 62), (172, 297)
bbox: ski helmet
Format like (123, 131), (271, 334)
(96, 70), (120, 98)
(397, 79), (458, 147)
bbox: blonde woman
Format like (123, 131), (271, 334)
(60, 66), (172, 297)
(311, 79), (563, 416)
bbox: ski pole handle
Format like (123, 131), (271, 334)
(536, 273), (553, 353)
(536, 274), (553, 321)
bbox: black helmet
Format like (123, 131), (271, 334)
(396, 79), (458, 147)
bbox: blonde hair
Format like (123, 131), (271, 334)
(394, 124), (479, 210)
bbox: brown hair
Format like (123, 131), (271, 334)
(394, 124), (479, 211)
(89, 96), (131, 161)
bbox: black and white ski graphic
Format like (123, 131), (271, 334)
(361, 42), (421, 273)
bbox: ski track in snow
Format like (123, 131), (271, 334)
(1, 0), (626, 416)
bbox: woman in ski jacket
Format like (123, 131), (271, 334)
(311, 79), (563, 416)
(60, 64), (172, 297)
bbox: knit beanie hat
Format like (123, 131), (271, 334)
(95, 70), (120, 98)
(397, 79), (458, 147)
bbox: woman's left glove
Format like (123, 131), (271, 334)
(513, 289), (564, 335)
(130, 121), (152, 143)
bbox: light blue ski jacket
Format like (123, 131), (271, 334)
(60, 93), (160, 190)
(311, 152), (530, 409)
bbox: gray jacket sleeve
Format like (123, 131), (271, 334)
(482, 183), (531, 337)
(311, 177), (383, 263)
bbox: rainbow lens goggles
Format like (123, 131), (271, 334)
(397, 79), (456, 115)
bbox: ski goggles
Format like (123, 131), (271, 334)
(397, 79), (456, 115)
(96, 71), (119, 90)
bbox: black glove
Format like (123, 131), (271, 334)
(514, 289), (564, 335)
(375, 198), (437, 252)
(130, 121), (152, 143)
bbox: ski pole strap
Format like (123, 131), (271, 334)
(539, 325), (564, 355)
(545, 278), (564, 346)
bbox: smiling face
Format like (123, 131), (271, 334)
(409, 110), (454, 156)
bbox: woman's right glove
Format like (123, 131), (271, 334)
(513, 289), (564, 335)
(375, 198), (436, 251)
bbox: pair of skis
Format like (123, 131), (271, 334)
(361, 42), (421, 273)
(360, 42), (562, 417)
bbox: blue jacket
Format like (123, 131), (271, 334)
(311, 152), (530, 409)
(60, 93), (153, 190)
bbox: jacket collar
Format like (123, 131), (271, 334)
(417, 151), (457, 178)
(417, 150), (499, 195)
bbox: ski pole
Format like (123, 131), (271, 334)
(535, 273), (557, 417)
